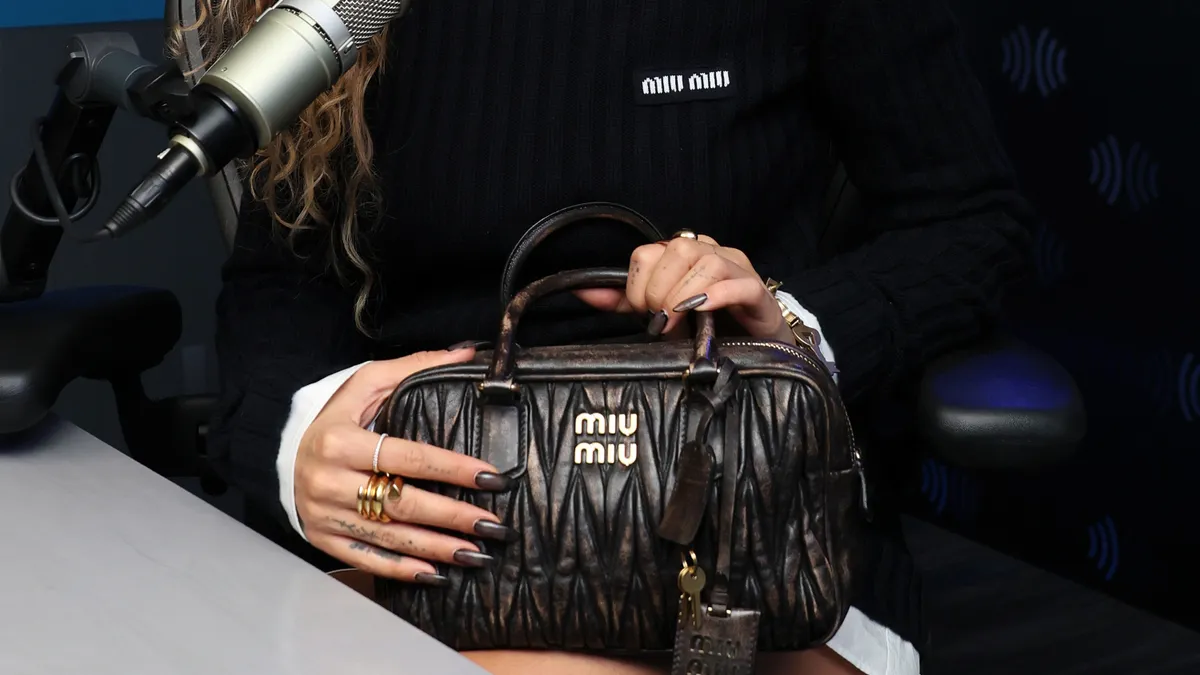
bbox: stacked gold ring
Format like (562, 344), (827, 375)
(357, 472), (404, 522)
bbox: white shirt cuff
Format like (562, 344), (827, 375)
(276, 361), (372, 540)
(775, 290), (838, 383)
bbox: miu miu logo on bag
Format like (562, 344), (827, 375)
(683, 635), (750, 675)
(573, 412), (638, 466)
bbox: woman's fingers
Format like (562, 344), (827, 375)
(309, 531), (449, 585)
(637, 238), (720, 313)
(323, 425), (510, 491)
(649, 253), (749, 335)
(625, 242), (668, 314)
(313, 507), (498, 568)
(559, 234), (780, 341)
(311, 469), (518, 542)
(572, 288), (633, 313)
(627, 237), (718, 313)
(321, 348), (479, 424)
(671, 277), (786, 336)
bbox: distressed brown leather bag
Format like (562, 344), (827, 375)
(375, 204), (869, 671)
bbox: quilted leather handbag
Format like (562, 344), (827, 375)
(374, 204), (870, 672)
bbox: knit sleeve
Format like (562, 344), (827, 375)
(786, 0), (1035, 401)
(208, 190), (370, 524)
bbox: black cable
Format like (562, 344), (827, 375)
(7, 117), (102, 238)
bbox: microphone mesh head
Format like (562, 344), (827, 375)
(332, 0), (412, 47)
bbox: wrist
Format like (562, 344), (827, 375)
(771, 322), (797, 345)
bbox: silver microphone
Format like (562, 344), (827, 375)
(92, 0), (411, 241)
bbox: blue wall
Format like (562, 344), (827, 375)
(923, 0), (1200, 629)
(0, 0), (163, 29)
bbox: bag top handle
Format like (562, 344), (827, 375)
(499, 202), (665, 306)
(479, 267), (716, 402)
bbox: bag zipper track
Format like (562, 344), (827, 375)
(722, 339), (869, 516)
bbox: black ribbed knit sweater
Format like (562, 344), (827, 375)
(210, 0), (1032, 646)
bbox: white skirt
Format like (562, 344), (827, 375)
(827, 606), (921, 675)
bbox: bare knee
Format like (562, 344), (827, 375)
(758, 646), (865, 675)
(462, 650), (667, 675)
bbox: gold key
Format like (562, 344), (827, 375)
(677, 551), (707, 629)
(676, 567), (692, 623)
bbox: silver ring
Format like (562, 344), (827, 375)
(372, 433), (389, 474)
(672, 229), (698, 240)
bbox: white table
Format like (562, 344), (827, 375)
(0, 417), (487, 675)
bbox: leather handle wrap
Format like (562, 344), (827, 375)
(499, 202), (664, 307)
(480, 267), (716, 399)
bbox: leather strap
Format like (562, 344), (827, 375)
(499, 202), (664, 306)
(657, 357), (737, 544)
(482, 268), (716, 395)
(707, 361), (742, 616)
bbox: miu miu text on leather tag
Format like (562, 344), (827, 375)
(634, 64), (737, 105)
(670, 608), (761, 675)
(573, 412), (637, 466)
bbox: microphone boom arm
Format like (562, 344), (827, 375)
(0, 32), (194, 302)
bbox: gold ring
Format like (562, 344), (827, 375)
(672, 229), (698, 240)
(357, 472), (392, 522)
(356, 483), (370, 518)
(385, 475), (404, 502)
(368, 472), (391, 522)
(357, 478), (377, 519)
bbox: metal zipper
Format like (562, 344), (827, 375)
(721, 339), (854, 446)
(722, 339), (868, 516)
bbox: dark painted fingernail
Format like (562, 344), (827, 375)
(647, 310), (669, 337)
(475, 471), (514, 491)
(453, 550), (495, 567)
(448, 340), (486, 351)
(414, 572), (451, 587)
(673, 293), (708, 313)
(474, 519), (519, 543)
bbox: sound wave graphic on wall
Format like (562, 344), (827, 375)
(1088, 135), (1161, 211)
(1179, 353), (1200, 422)
(1000, 26), (1068, 97)
(1144, 349), (1179, 420)
(1105, 349), (1198, 421)
(1033, 223), (1067, 287)
(919, 459), (981, 523)
(1086, 516), (1120, 582)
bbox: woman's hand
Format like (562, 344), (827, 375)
(295, 346), (518, 587)
(576, 234), (792, 342)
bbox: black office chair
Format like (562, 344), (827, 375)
(0, 0), (1085, 492)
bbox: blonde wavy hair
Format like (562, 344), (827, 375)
(168, 0), (391, 333)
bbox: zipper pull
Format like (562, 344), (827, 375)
(658, 441), (715, 545)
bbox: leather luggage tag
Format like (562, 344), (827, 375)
(670, 607), (761, 675)
(657, 441), (714, 545)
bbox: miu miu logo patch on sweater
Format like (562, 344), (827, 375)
(633, 65), (736, 104)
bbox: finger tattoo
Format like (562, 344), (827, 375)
(349, 540), (405, 562)
(333, 517), (380, 543)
